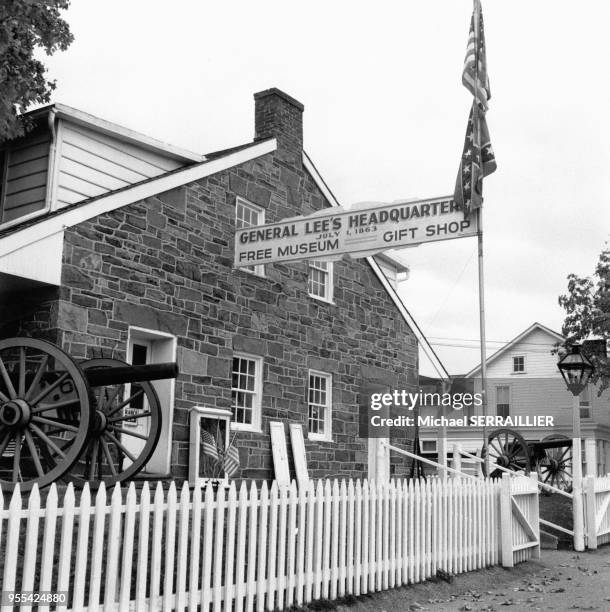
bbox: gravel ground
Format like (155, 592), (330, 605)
(334, 547), (610, 611)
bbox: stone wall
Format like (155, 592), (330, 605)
(56, 150), (419, 480)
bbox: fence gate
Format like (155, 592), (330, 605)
(584, 474), (610, 548)
(499, 473), (540, 567)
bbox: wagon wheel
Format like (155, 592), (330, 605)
(536, 434), (572, 492)
(481, 428), (532, 478)
(68, 358), (162, 486)
(0, 338), (91, 491)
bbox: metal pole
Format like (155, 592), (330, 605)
(472, 0), (489, 461)
(437, 380), (450, 481)
(477, 209), (488, 461)
(572, 393), (585, 551)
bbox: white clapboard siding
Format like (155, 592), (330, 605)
(0, 476), (538, 612)
(4, 153), (48, 180)
(4, 171), (48, 198)
(1, 118), (193, 225)
(56, 122), (185, 208)
(484, 327), (563, 379)
(2, 136), (50, 222)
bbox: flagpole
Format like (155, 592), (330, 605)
(472, 0), (489, 462)
(477, 207), (489, 462)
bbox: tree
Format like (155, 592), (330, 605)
(558, 246), (610, 392)
(0, 0), (73, 141)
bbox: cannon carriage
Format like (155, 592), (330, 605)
(0, 337), (179, 491)
(481, 427), (573, 490)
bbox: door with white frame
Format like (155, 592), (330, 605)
(363, 382), (391, 482)
(122, 338), (153, 465)
(124, 327), (176, 474)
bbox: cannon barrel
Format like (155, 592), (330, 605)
(84, 361), (179, 387)
(529, 438), (573, 450)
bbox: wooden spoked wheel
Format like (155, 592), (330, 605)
(482, 428), (532, 478)
(537, 434), (572, 491)
(0, 338), (91, 491)
(69, 358), (162, 486)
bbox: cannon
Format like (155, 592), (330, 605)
(481, 428), (573, 490)
(0, 337), (179, 491)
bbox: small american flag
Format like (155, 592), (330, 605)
(224, 445), (240, 477)
(201, 429), (219, 461)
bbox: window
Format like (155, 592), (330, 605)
(308, 260), (333, 301)
(231, 353), (263, 431)
(496, 385), (510, 418)
(308, 370), (332, 441)
(188, 407), (233, 486)
(420, 439), (437, 454)
(579, 386), (591, 419)
(512, 355), (525, 373)
(235, 197), (265, 276)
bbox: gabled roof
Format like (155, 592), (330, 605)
(465, 322), (564, 378)
(0, 138), (277, 244)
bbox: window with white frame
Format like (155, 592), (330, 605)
(512, 355), (525, 373)
(308, 370), (332, 440)
(235, 197), (265, 275)
(420, 439), (437, 455)
(496, 385), (510, 418)
(579, 386), (591, 419)
(308, 260), (333, 301)
(231, 353), (263, 430)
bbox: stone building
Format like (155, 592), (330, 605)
(0, 88), (446, 484)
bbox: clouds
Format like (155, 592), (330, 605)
(40, 0), (610, 376)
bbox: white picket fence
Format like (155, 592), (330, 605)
(0, 477), (515, 612)
(584, 474), (610, 548)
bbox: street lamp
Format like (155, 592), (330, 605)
(558, 345), (594, 395)
(557, 344), (594, 552)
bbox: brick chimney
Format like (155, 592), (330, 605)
(254, 88), (304, 166)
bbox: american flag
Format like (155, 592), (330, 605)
(454, 0), (496, 218)
(201, 429), (219, 461)
(462, 0), (490, 112)
(224, 445), (240, 477)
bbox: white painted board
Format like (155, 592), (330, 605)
(289, 423), (309, 488)
(270, 421), (290, 485)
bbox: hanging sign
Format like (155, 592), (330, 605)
(234, 195), (477, 267)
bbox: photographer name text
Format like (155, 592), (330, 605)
(370, 415), (555, 428)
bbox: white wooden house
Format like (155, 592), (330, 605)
(419, 322), (610, 475)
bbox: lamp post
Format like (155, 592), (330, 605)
(557, 344), (594, 552)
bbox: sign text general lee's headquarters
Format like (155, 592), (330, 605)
(234, 195), (478, 267)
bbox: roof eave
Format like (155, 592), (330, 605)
(465, 322), (565, 378)
(20, 103), (205, 163)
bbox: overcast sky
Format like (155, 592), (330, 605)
(40, 0), (610, 377)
